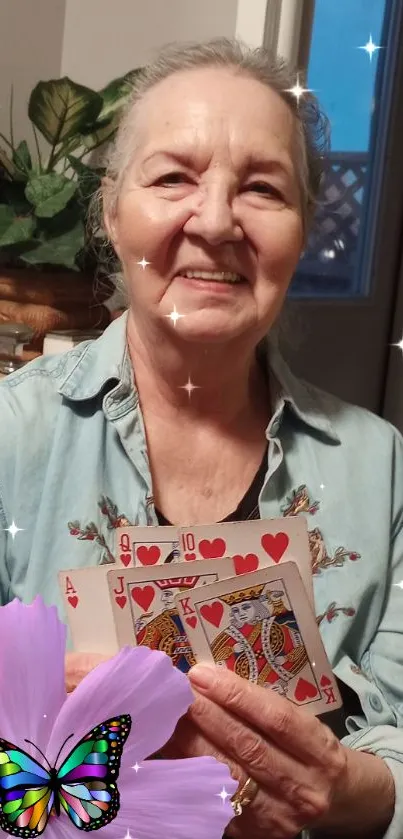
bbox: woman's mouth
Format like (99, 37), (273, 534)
(178, 270), (245, 285)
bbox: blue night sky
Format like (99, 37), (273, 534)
(307, 0), (386, 151)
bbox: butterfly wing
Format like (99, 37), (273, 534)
(56, 715), (131, 832)
(0, 738), (53, 838)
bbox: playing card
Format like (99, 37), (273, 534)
(175, 562), (341, 715)
(178, 518), (314, 604)
(107, 558), (236, 673)
(115, 525), (180, 567)
(58, 566), (119, 655)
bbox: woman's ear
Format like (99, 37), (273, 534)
(102, 176), (120, 256)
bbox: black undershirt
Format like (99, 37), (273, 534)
(155, 445), (267, 527)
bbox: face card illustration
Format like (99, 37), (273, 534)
(115, 525), (180, 567)
(175, 562), (341, 715)
(178, 518), (314, 604)
(107, 558), (236, 673)
(58, 566), (119, 655)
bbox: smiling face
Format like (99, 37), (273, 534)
(105, 67), (304, 346)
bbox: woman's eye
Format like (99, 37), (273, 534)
(247, 182), (282, 198)
(154, 172), (190, 186)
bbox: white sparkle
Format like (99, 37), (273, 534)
(180, 376), (201, 399)
(285, 73), (313, 103)
(358, 34), (382, 62)
(391, 335), (403, 353)
(4, 520), (24, 540)
(394, 580), (403, 590)
(137, 257), (151, 270)
(167, 305), (184, 327)
(121, 831), (132, 839)
(319, 483), (325, 491)
(217, 787), (231, 803)
(131, 763), (142, 773)
(43, 714), (47, 719)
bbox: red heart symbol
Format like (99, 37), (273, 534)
(131, 585), (155, 611)
(186, 616), (197, 629)
(136, 545), (161, 566)
(199, 538), (226, 559)
(200, 601), (224, 628)
(120, 553), (131, 567)
(184, 552), (196, 561)
(294, 678), (319, 702)
(233, 553), (259, 575)
(320, 674), (332, 688)
(261, 532), (289, 563)
(116, 595), (127, 609)
(68, 596), (78, 609)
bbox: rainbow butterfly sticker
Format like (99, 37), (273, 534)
(0, 715), (131, 837)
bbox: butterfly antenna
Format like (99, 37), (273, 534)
(24, 740), (52, 771)
(54, 733), (75, 767)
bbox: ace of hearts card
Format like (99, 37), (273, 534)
(177, 518), (314, 604)
(58, 566), (119, 655)
(115, 525), (180, 568)
(107, 558), (236, 673)
(175, 562), (341, 715)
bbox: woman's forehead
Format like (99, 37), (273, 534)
(134, 68), (296, 158)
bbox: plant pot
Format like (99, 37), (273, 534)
(0, 268), (113, 348)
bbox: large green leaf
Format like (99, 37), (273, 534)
(25, 173), (77, 217)
(79, 70), (140, 152)
(28, 78), (103, 146)
(0, 205), (35, 246)
(12, 140), (32, 175)
(20, 218), (84, 269)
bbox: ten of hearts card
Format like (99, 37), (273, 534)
(177, 518), (314, 604)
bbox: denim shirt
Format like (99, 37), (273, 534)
(1, 312), (403, 838)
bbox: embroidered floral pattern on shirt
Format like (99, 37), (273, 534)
(282, 484), (361, 576)
(68, 495), (134, 565)
(281, 485), (320, 516)
(316, 602), (355, 626)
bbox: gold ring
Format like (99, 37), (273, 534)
(231, 777), (259, 816)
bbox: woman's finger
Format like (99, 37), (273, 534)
(188, 664), (339, 766)
(188, 689), (336, 812)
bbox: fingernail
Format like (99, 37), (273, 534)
(188, 664), (216, 690)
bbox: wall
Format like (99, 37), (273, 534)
(61, 0), (238, 89)
(0, 0), (66, 143)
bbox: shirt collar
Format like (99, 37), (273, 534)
(258, 338), (340, 443)
(57, 312), (132, 401)
(58, 312), (340, 443)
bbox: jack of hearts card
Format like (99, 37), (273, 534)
(107, 558), (236, 673)
(175, 562), (342, 715)
(115, 525), (180, 567)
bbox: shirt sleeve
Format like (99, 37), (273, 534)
(0, 491), (11, 605)
(340, 427), (403, 839)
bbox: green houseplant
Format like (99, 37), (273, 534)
(0, 71), (139, 341)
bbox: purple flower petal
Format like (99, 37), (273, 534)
(0, 597), (66, 755)
(47, 646), (193, 766)
(115, 757), (237, 839)
(44, 758), (237, 839)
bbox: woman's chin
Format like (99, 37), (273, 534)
(167, 314), (250, 344)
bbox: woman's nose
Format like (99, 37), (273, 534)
(183, 186), (243, 245)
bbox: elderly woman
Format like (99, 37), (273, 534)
(0, 38), (402, 839)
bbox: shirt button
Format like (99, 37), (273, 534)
(368, 693), (383, 712)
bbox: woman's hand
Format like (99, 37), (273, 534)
(65, 652), (111, 693)
(164, 664), (348, 839)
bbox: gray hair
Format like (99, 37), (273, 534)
(101, 37), (330, 238)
